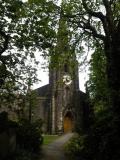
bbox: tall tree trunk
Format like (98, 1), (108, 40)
(105, 32), (120, 117)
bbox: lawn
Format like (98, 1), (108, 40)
(43, 135), (60, 145)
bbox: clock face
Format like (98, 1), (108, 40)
(63, 74), (72, 85)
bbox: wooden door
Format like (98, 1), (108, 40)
(64, 112), (73, 133)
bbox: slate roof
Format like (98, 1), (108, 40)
(35, 84), (50, 97)
(78, 90), (86, 96)
(35, 84), (86, 100)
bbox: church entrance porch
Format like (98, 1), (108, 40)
(63, 111), (74, 133)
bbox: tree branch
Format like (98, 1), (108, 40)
(84, 24), (105, 41)
(82, 0), (111, 39)
(68, 18), (105, 41)
(0, 30), (9, 55)
(82, 0), (105, 21)
(102, 0), (114, 32)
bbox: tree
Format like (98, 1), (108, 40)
(60, 1), (120, 159)
(87, 43), (108, 113)
(0, 0), (59, 107)
(63, 0), (120, 118)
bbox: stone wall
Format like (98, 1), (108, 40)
(0, 129), (16, 159)
(0, 112), (16, 159)
(32, 97), (51, 133)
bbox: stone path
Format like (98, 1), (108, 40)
(41, 133), (74, 160)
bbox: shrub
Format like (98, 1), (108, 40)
(15, 148), (40, 160)
(64, 134), (88, 160)
(64, 110), (120, 160)
(16, 118), (43, 153)
(0, 111), (8, 133)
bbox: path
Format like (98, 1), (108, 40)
(41, 133), (74, 160)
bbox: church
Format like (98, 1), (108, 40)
(33, 59), (88, 134)
(32, 13), (89, 134)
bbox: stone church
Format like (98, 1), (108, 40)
(33, 60), (88, 134)
(32, 13), (89, 134)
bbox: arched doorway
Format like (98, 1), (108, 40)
(63, 111), (74, 133)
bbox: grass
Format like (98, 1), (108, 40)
(43, 135), (60, 145)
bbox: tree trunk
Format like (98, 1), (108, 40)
(105, 32), (120, 117)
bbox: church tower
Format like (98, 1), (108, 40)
(49, 6), (79, 134)
(34, 1), (89, 135)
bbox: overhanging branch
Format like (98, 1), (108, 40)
(82, 0), (110, 38)
(68, 18), (105, 41)
(82, 0), (105, 21)
(83, 22), (105, 40)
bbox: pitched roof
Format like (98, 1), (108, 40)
(35, 84), (86, 99)
(35, 84), (50, 97)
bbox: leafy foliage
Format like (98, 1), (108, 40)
(87, 43), (109, 113)
(65, 110), (120, 160)
(0, 1), (120, 160)
(63, 1), (120, 160)
(16, 118), (43, 152)
(15, 149), (40, 160)
(64, 134), (87, 160)
(0, 0), (59, 111)
(25, 90), (39, 122)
